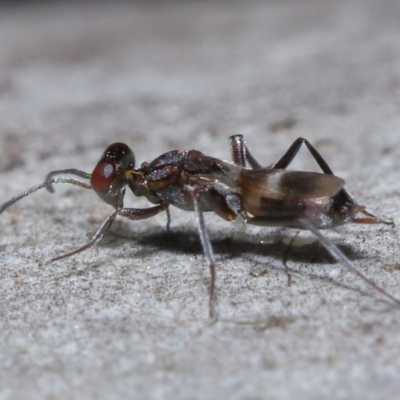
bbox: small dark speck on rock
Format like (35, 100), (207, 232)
(269, 117), (297, 133)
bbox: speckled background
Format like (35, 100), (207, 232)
(1, 1), (400, 399)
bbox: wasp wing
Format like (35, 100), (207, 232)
(239, 169), (345, 201)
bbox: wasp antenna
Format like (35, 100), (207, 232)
(45, 169), (91, 193)
(0, 178), (92, 215)
(299, 217), (400, 308)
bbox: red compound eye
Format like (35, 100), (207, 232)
(90, 160), (116, 194)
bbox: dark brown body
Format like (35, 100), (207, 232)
(128, 149), (357, 230)
(1, 135), (394, 319)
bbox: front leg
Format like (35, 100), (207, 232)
(51, 203), (169, 262)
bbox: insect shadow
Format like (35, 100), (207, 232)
(107, 225), (364, 292)
(123, 228), (379, 311)
(129, 228), (361, 265)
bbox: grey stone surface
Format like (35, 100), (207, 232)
(1, 1), (400, 399)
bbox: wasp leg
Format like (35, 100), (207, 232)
(269, 137), (334, 173)
(282, 233), (299, 287)
(165, 208), (172, 231)
(299, 217), (400, 308)
(247, 214), (400, 308)
(229, 135), (335, 173)
(50, 203), (168, 262)
(50, 210), (118, 262)
(117, 203), (168, 220)
(229, 135), (262, 169)
(230, 135), (337, 173)
(191, 187), (220, 322)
